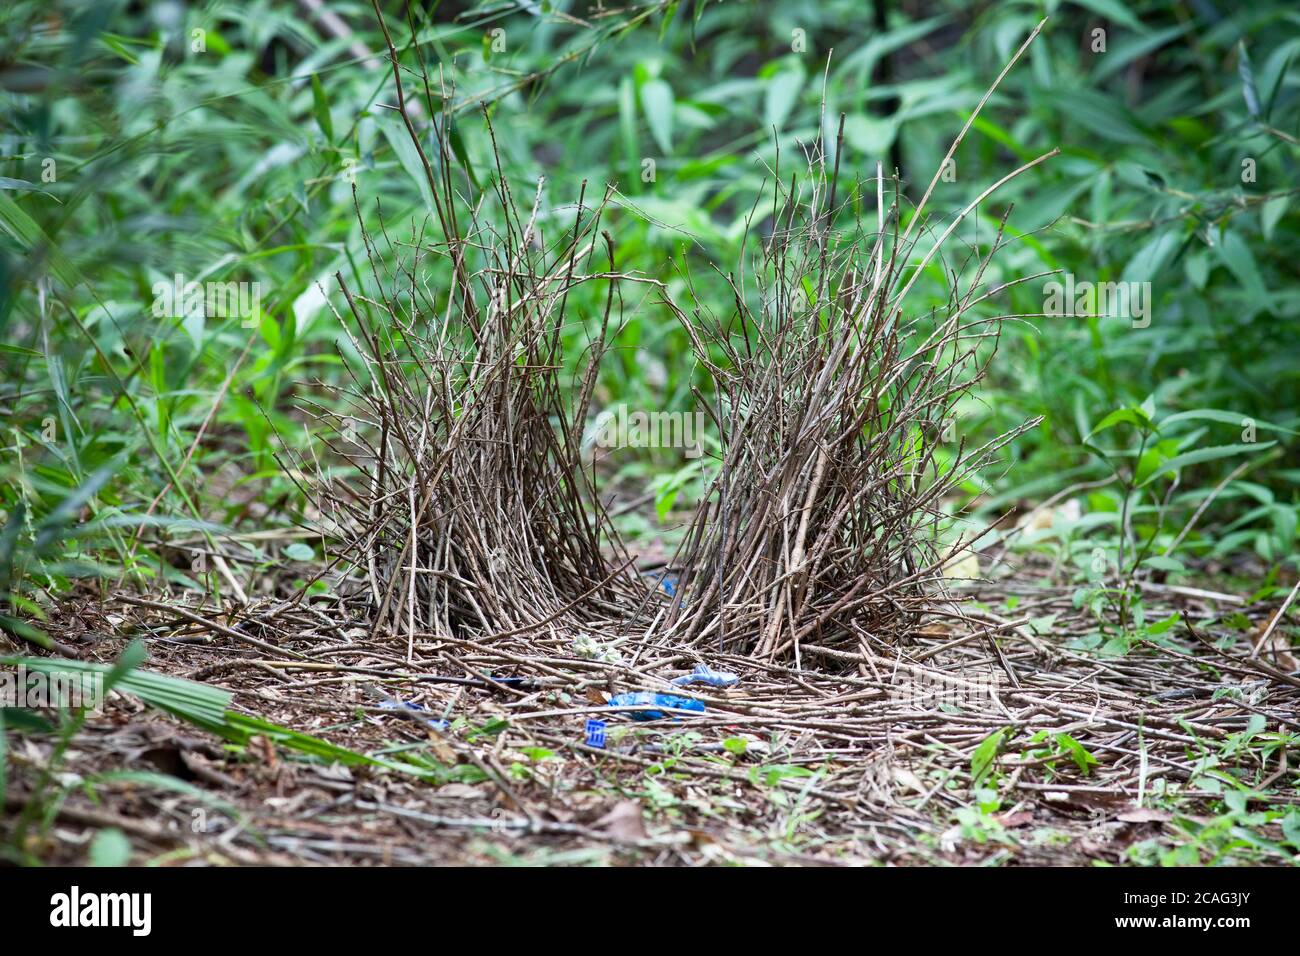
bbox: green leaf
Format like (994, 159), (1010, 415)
(87, 832), (133, 868)
(842, 114), (897, 156)
(1068, 0), (1145, 32)
(762, 763), (813, 786)
(3, 653), (429, 775)
(1139, 442), (1275, 487)
(1237, 41), (1261, 118)
(1092, 25), (1190, 82)
(0, 191), (85, 289)
(1100, 636), (1130, 657)
(310, 73), (333, 142)
(1122, 228), (1179, 284)
(1184, 249), (1208, 290)
(1055, 89), (1147, 145)
(971, 727), (1007, 786)
(0, 707), (56, 733)
(1054, 733), (1099, 774)
(1147, 612), (1182, 636)
(447, 121), (480, 190)
(1217, 230), (1270, 313)
(1086, 405), (1153, 441)
(284, 542), (314, 561)
(640, 78), (674, 154)
(88, 827), (132, 866)
(377, 114), (435, 213)
(1159, 408), (1295, 436)
(1141, 556), (1185, 573)
(763, 66), (804, 131)
(1261, 196), (1289, 241)
(1284, 810), (1300, 850)
(0, 177), (52, 195)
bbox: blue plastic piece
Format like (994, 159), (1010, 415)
(671, 663), (740, 688)
(379, 698), (450, 731)
(641, 570), (681, 599)
(607, 692), (705, 721)
(585, 718), (607, 748)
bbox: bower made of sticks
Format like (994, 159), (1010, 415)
(302, 30), (1051, 666)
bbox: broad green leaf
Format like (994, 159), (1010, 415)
(1160, 408), (1296, 436)
(1261, 196), (1289, 240)
(640, 78), (674, 154)
(377, 114), (435, 213)
(0, 191), (84, 289)
(971, 728), (1007, 786)
(1238, 41), (1261, 118)
(1122, 228), (1179, 284)
(764, 65), (804, 131)
(0, 177), (51, 195)
(1086, 405), (1152, 441)
(447, 121), (481, 189)
(842, 114), (897, 156)
(1139, 442), (1276, 486)
(1068, 0), (1145, 32)
(310, 73), (333, 142)
(1055, 88), (1147, 145)
(1141, 555), (1185, 573)
(88, 828), (132, 866)
(1217, 230), (1270, 313)
(1146, 612), (1182, 635)
(1054, 733), (1099, 774)
(1093, 25), (1190, 82)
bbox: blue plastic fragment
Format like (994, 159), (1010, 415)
(585, 718), (607, 748)
(641, 570), (682, 600)
(607, 692), (705, 721)
(378, 698), (450, 731)
(671, 663), (740, 688)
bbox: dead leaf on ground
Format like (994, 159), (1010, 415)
(1116, 807), (1172, 823)
(436, 783), (483, 800)
(593, 799), (646, 842)
(994, 810), (1034, 828)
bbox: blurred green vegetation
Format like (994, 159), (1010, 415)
(1, 0), (1298, 636)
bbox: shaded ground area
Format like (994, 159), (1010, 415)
(4, 565), (1298, 866)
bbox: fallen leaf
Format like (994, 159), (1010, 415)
(892, 767), (926, 794)
(994, 810), (1034, 828)
(942, 548), (980, 581)
(1117, 807), (1171, 823)
(437, 783), (483, 800)
(593, 799), (646, 842)
(1256, 628), (1298, 672)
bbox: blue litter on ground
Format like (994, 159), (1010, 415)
(378, 698), (450, 731)
(585, 718), (607, 748)
(671, 663), (740, 688)
(641, 570), (682, 599)
(607, 692), (705, 721)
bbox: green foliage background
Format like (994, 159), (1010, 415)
(1, 0), (1298, 630)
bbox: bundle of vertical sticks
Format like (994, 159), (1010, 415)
(293, 17), (1054, 667)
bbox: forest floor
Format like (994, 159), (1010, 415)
(5, 553), (1298, 867)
